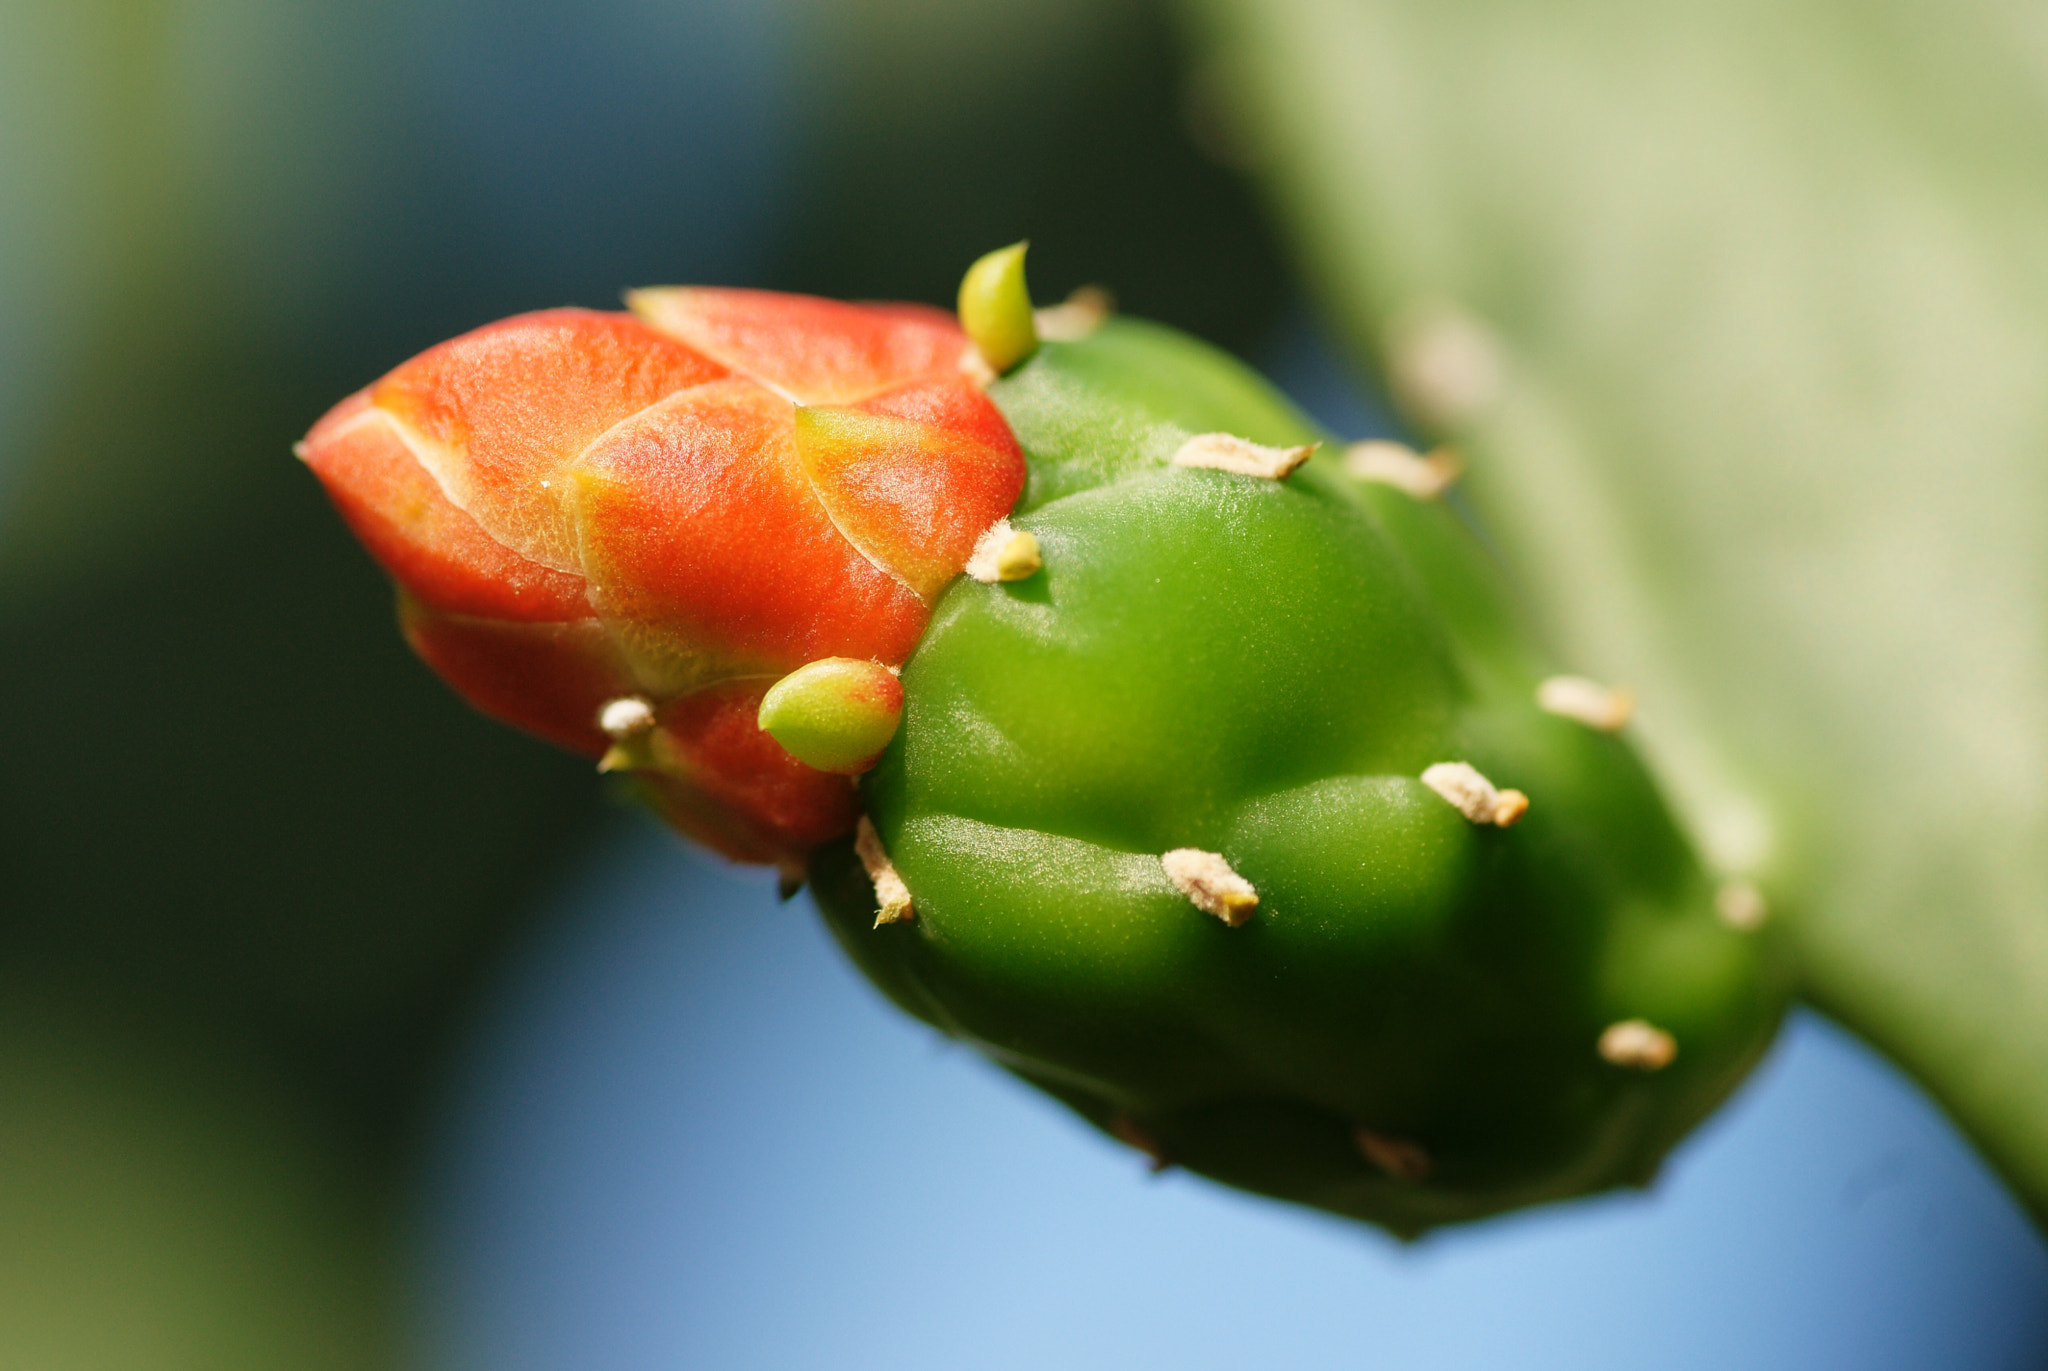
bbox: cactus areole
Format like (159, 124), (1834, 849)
(300, 245), (1789, 1236)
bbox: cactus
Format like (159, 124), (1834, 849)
(300, 248), (1790, 1236)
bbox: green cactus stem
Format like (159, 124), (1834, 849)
(810, 277), (1793, 1237)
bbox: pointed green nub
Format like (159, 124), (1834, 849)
(958, 241), (1039, 375)
(758, 657), (905, 775)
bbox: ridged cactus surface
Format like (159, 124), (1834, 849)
(814, 309), (1787, 1234)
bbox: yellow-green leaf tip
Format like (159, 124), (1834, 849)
(958, 241), (1039, 375)
(757, 657), (905, 775)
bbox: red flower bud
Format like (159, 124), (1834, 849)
(298, 291), (1025, 865)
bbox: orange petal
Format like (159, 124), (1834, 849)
(629, 287), (969, 406)
(399, 596), (639, 757)
(300, 393), (591, 622)
(372, 309), (726, 571)
(571, 378), (929, 685)
(793, 376), (1026, 599)
(634, 680), (863, 864)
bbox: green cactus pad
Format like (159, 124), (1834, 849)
(809, 317), (1790, 1236)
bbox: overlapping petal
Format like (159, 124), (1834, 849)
(627, 287), (969, 405)
(299, 290), (1025, 863)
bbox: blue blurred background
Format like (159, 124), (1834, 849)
(2, 0), (2043, 1364)
(415, 817), (2048, 1370)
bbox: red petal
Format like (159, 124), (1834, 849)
(300, 393), (591, 622)
(793, 376), (1026, 599)
(854, 370), (1027, 449)
(635, 681), (862, 864)
(399, 597), (638, 757)
(571, 378), (928, 680)
(630, 288), (969, 406)
(372, 309), (726, 571)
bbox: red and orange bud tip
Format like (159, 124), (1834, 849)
(757, 657), (905, 774)
(299, 280), (1029, 867)
(367, 309), (728, 573)
(566, 376), (930, 687)
(397, 595), (638, 758)
(297, 392), (593, 624)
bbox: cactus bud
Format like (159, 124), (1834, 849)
(757, 658), (904, 775)
(305, 251), (1790, 1238)
(957, 241), (1039, 376)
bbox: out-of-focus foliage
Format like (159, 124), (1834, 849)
(1187, 0), (2048, 1222)
(0, 983), (389, 1371)
(777, 0), (1287, 342)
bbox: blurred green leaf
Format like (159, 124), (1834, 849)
(1190, 0), (2048, 1222)
(775, 0), (1291, 349)
(0, 980), (390, 1370)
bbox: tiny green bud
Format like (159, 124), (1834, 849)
(995, 530), (1043, 580)
(757, 657), (904, 775)
(958, 241), (1039, 375)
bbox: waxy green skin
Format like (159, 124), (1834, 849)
(810, 317), (1791, 1236)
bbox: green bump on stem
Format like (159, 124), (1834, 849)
(758, 657), (904, 775)
(958, 242), (1039, 375)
